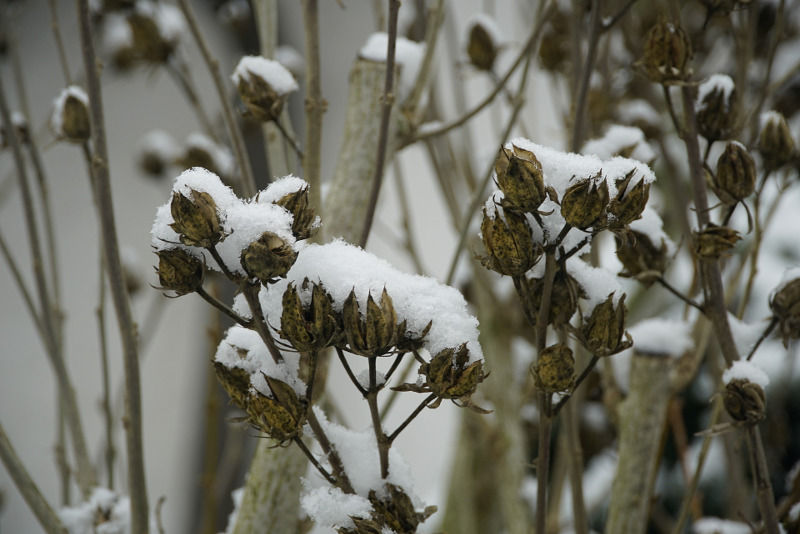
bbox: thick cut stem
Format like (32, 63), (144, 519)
(747, 426), (780, 534)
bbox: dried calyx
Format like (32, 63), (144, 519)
(240, 232), (297, 285)
(639, 20), (693, 84)
(154, 248), (204, 295)
(759, 111), (796, 171)
(711, 142), (756, 205)
(560, 173), (610, 231)
(274, 185), (319, 241)
(580, 293), (632, 357)
(341, 288), (406, 357)
(279, 279), (342, 352)
(533, 343), (575, 394)
(771, 276), (800, 346)
(169, 189), (225, 248)
(480, 204), (541, 276)
(723, 378), (766, 426)
(692, 224), (741, 259)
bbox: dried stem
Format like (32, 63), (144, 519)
(96, 255), (115, 489)
(49, 0), (72, 85)
(388, 393), (437, 442)
(360, 0), (401, 248)
(241, 283), (284, 364)
(293, 435), (336, 486)
(196, 286), (253, 328)
(367, 356), (390, 479)
(336, 347), (368, 396)
(302, 0), (324, 216)
(747, 426), (780, 534)
(165, 56), (218, 142)
(0, 419), (68, 534)
(571, 0), (604, 152)
(176, 0), (256, 197)
(551, 355), (600, 417)
(403, 0), (445, 117)
(657, 276), (705, 313)
(306, 408), (354, 494)
(75, 1), (147, 528)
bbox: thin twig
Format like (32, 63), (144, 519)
(97, 254), (115, 489)
(746, 317), (778, 361)
(293, 435), (337, 487)
(336, 348), (368, 396)
(657, 276), (705, 313)
(165, 56), (218, 142)
(49, 0), (73, 85)
(0, 228), (45, 338)
(601, 0), (639, 30)
(571, 0), (604, 152)
(551, 355), (600, 417)
(305, 408), (354, 493)
(301, 0), (324, 216)
(75, 1), (147, 527)
(367, 357), (390, 479)
(388, 393), (437, 442)
(747, 426), (780, 534)
(196, 286), (253, 328)
(241, 283), (284, 364)
(176, 0), (256, 197)
(403, 0), (445, 117)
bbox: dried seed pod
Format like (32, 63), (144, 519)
(723, 378), (766, 425)
(341, 288), (404, 357)
(494, 145), (547, 213)
(759, 111), (796, 171)
(582, 294), (632, 357)
(770, 276), (800, 346)
(279, 280), (341, 352)
(213, 360), (251, 410)
(692, 224), (741, 259)
(713, 141), (756, 205)
(169, 189), (224, 248)
(466, 18), (500, 71)
(240, 232), (297, 284)
(366, 484), (436, 534)
(696, 75), (738, 142)
(561, 174), (609, 230)
(639, 20), (693, 83)
(608, 169), (650, 227)
(274, 185), (318, 240)
(232, 56), (298, 122)
(615, 230), (669, 286)
(480, 206), (541, 276)
(249, 376), (306, 442)
(154, 248), (204, 295)
(51, 87), (91, 143)
(421, 344), (484, 400)
(528, 270), (581, 326)
(533, 343), (574, 394)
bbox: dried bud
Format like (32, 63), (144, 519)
(616, 230), (669, 286)
(770, 276), (800, 346)
(169, 190), (224, 248)
(538, 29), (568, 72)
(696, 75), (738, 142)
(723, 378), (766, 425)
(608, 170), (650, 227)
(422, 344), (484, 400)
(480, 206), (541, 276)
(249, 376), (306, 442)
(582, 294), (632, 357)
(51, 87), (91, 143)
(533, 343), (574, 394)
(466, 17), (500, 71)
(341, 288), (404, 357)
(240, 232), (297, 284)
(232, 56), (298, 122)
(124, 3), (185, 65)
(639, 21), (693, 83)
(494, 145), (547, 213)
(561, 174), (609, 230)
(528, 271), (581, 326)
(213, 361), (251, 410)
(759, 111), (796, 171)
(366, 484), (436, 534)
(274, 185), (318, 240)
(135, 130), (176, 179)
(154, 248), (204, 295)
(176, 133), (234, 178)
(713, 142), (756, 204)
(1, 111), (29, 148)
(692, 224), (741, 259)
(279, 280), (341, 352)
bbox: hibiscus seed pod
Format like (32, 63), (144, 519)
(639, 20), (693, 83)
(213, 361), (251, 411)
(696, 76), (738, 142)
(770, 276), (800, 346)
(713, 141), (756, 204)
(240, 232), (297, 284)
(723, 378), (766, 425)
(154, 248), (204, 295)
(692, 224), (741, 259)
(480, 206), (541, 276)
(279, 280), (341, 352)
(582, 293), (632, 357)
(561, 174), (609, 230)
(467, 19), (499, 71)
(494, 145), (547, 213)
(169, 189), (224, 248)
(423, 344), (484, 399)
(52, 89), (91, 143)
(615, 230), (669, 286)
(249, 376), (306, 442)
(341, 288), (403, 357)
(529, 270), (581, 326)
(274, 185), (318, 240)
(533, 343), (575, 394)
(233, 57), (298, 122)
(758, 111), (796, 171)
(608, 169), (650, 227)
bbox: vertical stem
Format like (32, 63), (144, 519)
(97, 255), (115, 489)
(301, 0), (324, 216)
(570, 0), (604, 152)
(75, 1), (148, 530)
(747, 426), (780, 534)
(367, 356), (390, 479)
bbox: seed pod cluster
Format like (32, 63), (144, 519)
(233, 57), (298, 123)
(692, 224), (741, 259)
(696, 76), (738, 142)
(480, 204), (541, 276)
(279, 280), (342, 352)
(608, 169), (650, 227)
(341, 288), (406, 357)
(273, 185), (319, 241)
(770, 276), (800, 346)
(615, 230), (670, 286)
(341, 485), (436, 534)
(494, 145), (548, 214)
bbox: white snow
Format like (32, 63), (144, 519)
(617, 99), (661, 127)
(50, 86), (89, 138)
(300, 484), (373, 530)
(693, 517), (751, 534)
(761, 109), (786, 129)
(136, 129), (178, 164)
(256, 175), (308, 203)
(136, 1), (186, 45)
(275, 45), (306, 78)
(222, 487), (244, 534)
(696, 74), (735, 113)
(629, 318), (693, 357)
(58, 487), (156, 534)
(232, 55), (299, 95)
(581, 125), (656, 163)
(258, 240), (483, 362)
(629, 205), (677, 257)
(102, 14), (133, 55)
(465, 13), (505, 49)
(359, 33), (425, 102)
(183, 132), (235, 178)
(722, 359), (770, 388)
(567, 258), (624, 309)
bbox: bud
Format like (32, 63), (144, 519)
(213, 361), (252, 410)
(341, 288), (404, 357)
(365, 484), (436, 534)
(480, 205), (541, 276)
(723, 378), (766, 425)
(582, 294), (632, 357)
(232, 56), (298, 122)
(422, 344), (485, 400)
(533, 343), (574, 394)
(154, 248), (204, 295)
(713, 141), (756, 204)
(494, 145), (547, 213)
(616, 230), (669, 286)
(279, 280), (342, 352)
(758, 111), (796, 171)
(696, 75), (738, 142)
(169, 189), (224, 248)
(692, 224), (741, 259)
(176, 133), (234, 178)
(561, 174), (609, 230)
(249, 376), (306, 442)
(125, 3), (185, 64)
(608, 169), (650, 227)
(274, 185), (318, 240)
(639, 21), (693, 84)
(770, 276), (800, 346)
(51, 87), (91, 143)
(240, 232), (297, 284)
(466, 17), (500, 71)
(528, 270), (581, 326)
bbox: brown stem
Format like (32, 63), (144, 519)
(571, 0), (604, 152)
(49, 0), (72, 85)
(551, 355), (600, 417)
(367, 357), (390, 479)
(241, 284), (284, 364)
(165, 56), (218, 142)
(301, 0), (324, 217)
(293, 436), (337, 487)
(76, 2), (148, 525)
(747, 426), (780, 534)
(536, 392), (552, 534)
(195, 286), (252, 328)
(96, 255), (115, 489)
(657, 276), (705, 313)
(388, 393), (437, 442)
(306, 409), (355, 493)
(336, 347), (368, 396)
